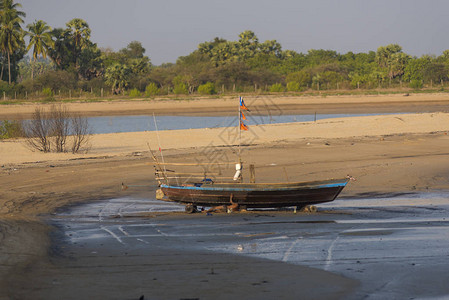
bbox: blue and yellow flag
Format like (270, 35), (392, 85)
(239, 97), (249, 130)
(240, 97), (249, 111)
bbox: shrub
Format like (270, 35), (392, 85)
(198, 82), (216, 95)
(320, 71), (345, 88)
(33, 70), (78, 92)
(0, 120), (23, 139)
(0, 81), (24, 99)
(350, 74), (377, 89)
(79, 77), (107, 96)
(42, 87), (54, 101)
(286, 81), (301, 92)
(42, 87), (52, 96)
(70, 114), (90, 154)
(22, 105), (91, 153)
(173, 83), (188, 95)
(409, 80), (423, 90)
(145, 82), (160, 97)
(269, 83), (284, 92)
(285, 71), (312, 87)
(0, 80), (12, 95)
(128, 88), (141, 98)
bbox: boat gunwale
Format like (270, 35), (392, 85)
(160, 178), (349, 192)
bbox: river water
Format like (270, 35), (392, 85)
(86, 113), (398, 134)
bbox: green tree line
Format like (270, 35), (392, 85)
(2, 0), (449, 100)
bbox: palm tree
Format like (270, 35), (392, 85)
(105, 63), (130, 95)
(65, 18), (91, 69)
(0, 0), (24, 22)
(26, 20), (53, 80)
(0, 0), (25, 84)
(48, 28), (70, 69)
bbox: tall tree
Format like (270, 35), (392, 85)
(48, 27), (72, 69)
(65, 18), (91, 69)
(104, 63), (130, 95)
(26, 20), (53, 80)
(77, 45), (103, 80)
(259, 40), (282, 57)
(120, 41), (146, 59)
(237, 30), (259, 60)
(0, 0), (25, 84)
(375, 44), (410, 80)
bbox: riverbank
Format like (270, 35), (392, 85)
(2, 130), (449, 299)
(1, 93), (449, 119)
(2, 121), (449, 217)
(2, 96), (449, 298)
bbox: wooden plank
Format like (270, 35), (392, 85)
(147, 162), (237, 167)
(156, 171), (226, 176)
(156, 176), (234, 180)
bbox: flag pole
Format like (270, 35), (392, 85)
(238, 96), (243, 183)
(238, 96), (241, 160)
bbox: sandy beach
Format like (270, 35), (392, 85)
(2, 94), (449, 299)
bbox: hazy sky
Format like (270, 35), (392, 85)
(21, 0), (449, 65)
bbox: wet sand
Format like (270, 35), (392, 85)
(33, 195), (449, 299)
(2, 95), (449, 299)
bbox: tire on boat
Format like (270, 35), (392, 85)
(185, 204), (197, 213)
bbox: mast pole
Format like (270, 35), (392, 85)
(238, 95), (241, 160)
(153, 113), (169, 181)
(238, 96), (243, 183)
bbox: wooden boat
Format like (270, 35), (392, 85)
(152, 97), (350, 212)
(160, 178), (349, 210)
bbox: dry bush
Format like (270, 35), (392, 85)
(50, 105), (70, 152)
(23, 107), (52, 152)
(71, 114), (90, 154)
(23, 105), (91, 153)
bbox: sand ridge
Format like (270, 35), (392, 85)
(1, 112), (448, 166)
